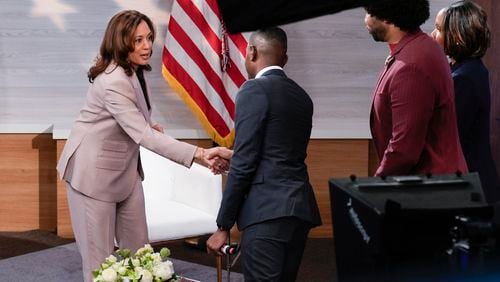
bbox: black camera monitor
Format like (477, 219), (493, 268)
(329, 173), (494, 282)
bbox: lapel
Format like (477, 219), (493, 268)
(375, 30), (422, 88)
(128, 71), (152, 124)
(370, 30), (423, 126)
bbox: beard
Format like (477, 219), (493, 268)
(368, 25), (387, 42)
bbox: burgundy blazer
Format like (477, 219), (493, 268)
(370, 30), (468, 176)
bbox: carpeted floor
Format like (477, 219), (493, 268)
(0, 230), (336, 281)
(0, 242), (244, 282)
(0, 230), (74, 260)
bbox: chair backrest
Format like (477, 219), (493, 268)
(140, 146), (223, 241)
(140, 146), (222, 214)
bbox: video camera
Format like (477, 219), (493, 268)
(329, 173), (500, 281)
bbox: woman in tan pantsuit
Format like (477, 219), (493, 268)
(56, 10), (227, 281)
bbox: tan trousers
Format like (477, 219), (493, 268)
(65, 177), (148, 282)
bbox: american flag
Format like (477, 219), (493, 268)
(162, 0), (249, 147)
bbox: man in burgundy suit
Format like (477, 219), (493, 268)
(363, 0), (468, 176)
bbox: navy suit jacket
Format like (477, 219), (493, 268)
(216, 69), (322, 230)
(452, 59), (500, 203)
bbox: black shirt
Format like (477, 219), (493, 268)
(136, 68), (151, 110)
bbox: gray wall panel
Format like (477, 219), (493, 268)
(0, 0), (454, 137)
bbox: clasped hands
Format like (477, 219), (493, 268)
(195, 146), (233, 174)
(151, 123), (232, 174)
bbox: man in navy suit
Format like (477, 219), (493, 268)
(207, 27), (322, 281)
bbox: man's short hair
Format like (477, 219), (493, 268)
(364, 0), (429, 32)
(252, 27), (288, 51)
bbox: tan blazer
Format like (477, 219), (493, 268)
(57, 63), (197, 202)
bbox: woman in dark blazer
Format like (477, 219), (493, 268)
(432, 0), (500, 203)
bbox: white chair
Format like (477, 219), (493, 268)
(140, 146), (222, 243)
(141, 146), (236, 282)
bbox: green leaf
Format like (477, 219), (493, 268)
(92, 269), (100, 278)
(117, 248), (131, 258)
(128, 258), (134, 269)
(160, 247), (171, 259)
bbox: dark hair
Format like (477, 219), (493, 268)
(252, 27), (288, 52)
(88, 10), (155, 82)
(443, 0), (490, 62)
(364, 0), (429, 32)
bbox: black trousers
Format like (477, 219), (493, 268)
(240, 217), (311, 282)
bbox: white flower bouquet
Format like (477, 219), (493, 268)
(93, 244), (178, 282)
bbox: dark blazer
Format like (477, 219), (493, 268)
(452, 59), (500, 203)
(216, 69), (322, 230)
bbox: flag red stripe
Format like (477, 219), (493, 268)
(168, 17), (235, 118)
(226, 58), (247, 87)
(163, 47), (230, 136)
(176, 0), (245, 92)
(163, 0), (249, 146)
(205, 0), (221, 17)
(204, 0), (247, 57)
(229, 34), (248, 57)
(177, 0), (221, 53)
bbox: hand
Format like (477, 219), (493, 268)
(207, 229), (229, 256)
(206, 146), (233, 160)
(205, 147), (232, 174)
(194, 148), (226, 173)
(209, 156), (230, 174)
(195, 147), (231, 174)
(152, 124), (164, 133)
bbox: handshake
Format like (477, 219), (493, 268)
(150, 123), (233, 175)
(195, 146), (233, 175)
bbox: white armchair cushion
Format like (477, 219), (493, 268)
(170, 162), (222, 216)
(139, 146), (222, 243)
(146, 201), (217, 242)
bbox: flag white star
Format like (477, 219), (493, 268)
(30, 0), (77, 31)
